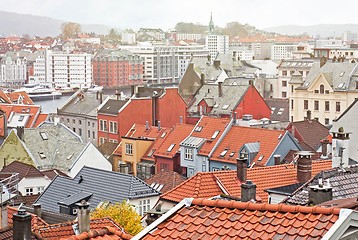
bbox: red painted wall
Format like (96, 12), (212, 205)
(156, 88), (187, 128)
(97, 114), (120, 144)
(156, 156), (174, 173)
(234, 85), (271, 119)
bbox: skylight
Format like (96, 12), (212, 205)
(222, 104), (230, 110)
(194, 126), (203, 132)
(229, 151), (235, 157)
(211, 130), (220, 139)
(39, 152), (46, 159)
(40, 132), (48, 140)
(167, 144), (175, 152)
(161, 132), (167, 138)
(220, 149), (228, 157)
(258, 155), (264, 162)
(339, 72), (345, 77)
(18, 115), (25, 122)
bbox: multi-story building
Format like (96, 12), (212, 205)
(205, 35), (229, 59)
(92, 50), (143, 87)
(137, 28), (165, 41)
(277, 59), (314, 98)
(31, 49), (92, 88)
(290, 61), (358, 124)
(0, 55), (27, 86)
(177, 45), (209, 79)
(121, 32), (136, 45)
(271, 43), (299, 60)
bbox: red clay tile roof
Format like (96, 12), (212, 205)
(0, 103), (41, 129)
(288, 119), (329, 151)
(1, 161), (44, 180)
(154, 124), (194, 159)
(33, 113), (49, 127)
(60, 226), (132, 240)
(13, 193), (41, 206)
(7, 206), (48, 230)
(143, 198), (340, 239)
(210, 126), (286, 166)
(145, 170), (187, 194)
(160, 160), (332, 203)
(41, 169), (68, 180)
(0, 90), (12, 104)
(36, 217), (123, 239)
(125, 124), (168, 139)
(8, 91), (35, 105)
(191, 116), (231, 156)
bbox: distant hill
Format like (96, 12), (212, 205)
(264, 24), (358, 38)
(0, 11), (114, 37)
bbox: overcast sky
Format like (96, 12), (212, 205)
(0, 0), (357, 30)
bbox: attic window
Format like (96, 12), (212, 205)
(222, 105), (229, 110)
(229, 151), (235, 157)
(40, 132), (48, 140)
(161, 132), (167, 138)
(194, 126), (203, 132)
(211, 130), (220, 139)
(147, 149), (155, 157)
(167, 144), (175, 152)
(18, 115), (25, 122)
(258, 155), (264, 162)
(38, 152), (46, 159)
(220, 149), (228, 157)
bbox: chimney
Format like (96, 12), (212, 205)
(152, 93), (158, 126)
(274, 155), (281, 165)
(320, 56), (327, 68)
(249, 80), (254, 86)
(179, 116), (183, 124)
(241, 180), (256, 202)
(200, 73), (205, 85)
(306, 110), (311, 121)
(331, 127), (351, 168)
(237, 156), (247, 182)
(207, 54), (211, 62)
(96, 91), (99, 100)
(188, 62), (194, 71)
(145, 121), (149, 131)
(76, 200), (90, 234)
(233, 112), (237, 125)
(112, 157), (119, 172)
(296, 151), (313, 183)
(321, 138), (329, 159)
(100, 92), (103, 104)
(218, 82), (223, 97)
(33, 203), (41, 218)
(13, 209), (32, 240)
(213, 60), (220, 68)
(308, 178), (333, 205)
(157, 121), (161, 131)
(130, 85), (135, 96)
(16, 126), (24, 141)
(291, 126), (295, 138)
(115, 90), (120, 100)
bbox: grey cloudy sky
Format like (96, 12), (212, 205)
(0, 0), (357, 30)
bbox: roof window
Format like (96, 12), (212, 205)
(40, 132), (48, 140)
(167, 144), (175, 152)
(211, 130), (220, 139)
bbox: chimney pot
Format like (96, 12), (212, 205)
(237, 157), (247, 182)
(157, 121), (161, 131)
(241, 180), (257, 202)
(296, 151), (313, 183)
(13, 209), (32, 240)
(179, 116), (183, 124)
(76, 200), (90, 233)
(145, 121), (149, 131)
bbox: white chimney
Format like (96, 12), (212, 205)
(331, 127), (351, 168)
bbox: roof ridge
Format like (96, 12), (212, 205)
(191, 198), (341, 215)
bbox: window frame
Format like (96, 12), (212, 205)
(125, 143), (133, 155)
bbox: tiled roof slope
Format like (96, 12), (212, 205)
(8, 91), (34, 105)
(98, 99), (127, 115)
(284, 165), (358, 206)
(210, 126), (286, 166)
(7, 206), (48, 229)
(161, 160), (332, 203)
(1, 161), (44, 180)
(37, 218), (127, 240)
(288, 119), (329, 151)
(145, 170), (187, 194)
(154, 124), (194, 158)
(35, 166), (159, 213)
(61, 226), (132, 240)
(143, 198), (340, 240)
(33, 113), (48, 127)
(191, 116), (230, 156)
(125, 124), (168, 139)
(265, 98), (289, 122)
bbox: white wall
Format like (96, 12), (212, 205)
(18, 177), (52, 196)
(129, 195), (159, 216)
(68, 143), (112, 178)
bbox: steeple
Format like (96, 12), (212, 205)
(209, 12), (214, 34)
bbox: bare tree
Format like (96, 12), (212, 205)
(61, 22), (81, 39)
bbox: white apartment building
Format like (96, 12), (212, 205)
(32, 50), (92, 88)
(229, 46), (254, 61)
(0, 55), (27, 86)
(177, 45), (209, 78)
(205, 35), (229, 59)
(176, 33), (205, 42)
(271, 43), (299, 60)
(121, 32), (136, 45)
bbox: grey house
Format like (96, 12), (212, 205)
(35, 166), (160, 216)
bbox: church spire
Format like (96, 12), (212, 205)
(209, 12), (214, 34)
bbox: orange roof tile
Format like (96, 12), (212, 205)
(143, 198), (339, 239)
(154, 124), (194, 159)
(7, 206), (48, 230)
(0, 90), (12, 104)
(7, 91), (34, 105)
(160, 160), (332, 203)
(60, 226), (132, 240)
(145, 170), (187, 193)
(125, 124), (168, 139)
(0, 103), (41, 128)
(191, 116), (230, 156)
(33, 113), (48, 127)
(211, 126), (286, 166)
(36, 217), (124, 239)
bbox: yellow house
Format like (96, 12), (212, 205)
(290, 62), (358, 125)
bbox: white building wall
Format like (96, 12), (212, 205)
(205, 35), (229, 59)
(18, 177), (52, 196)
(130, 195), (159, 216)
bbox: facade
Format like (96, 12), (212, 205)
(31, 49), (92, 88)
(271, 43), (299, 60)
(205, 35), (229, 59)
(121, 32), (136, 45)
(290, 62), (358, 124)
(92, 50), (143, 87)
(0, 55), (27, 86)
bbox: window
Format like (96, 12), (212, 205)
(319, 84), (324, 94)
(25, 187), (34, 196)
(336, 102), (341, 112)
(160, 163), (169, 171)
(325, 118), (330, 125)
(99, 120), (107, 132)
(79, 128), (82, 136)
(18, 115), (25, 122)
(99, 137), (105, 145)
(304, 100), (308, 110)
(194, 126), (203, 132)
(211, 130), (220, 139)
(125, 143), (133, 155)
(73, 127), (76, 133)
(88, 130), (90, 138)
(185, 148), (193, 160)
(291, 85), (294, 93)
(220, 149), (228, 157)
(325, 101), (330, 111)
(40, 132), (48, 140)
(37, 186), (45, 194)
(72, 119), (75, 124)
(282, 81), (287, 87)
(79, 120), (82, 125)
(314, 101), (319, 111)
(291, 100), (294, 110)
(167, 144), (175, 152)
(88, 122), (91, 126)
(282, 70), (287, 76)
(67, 118), (70, 123)
(282, 92), (287, 98)
(138, 199), (150, 216)
(92, 131), (95, 140)
(109, 121), (118, 133)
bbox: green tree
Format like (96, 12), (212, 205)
(108, 28), (119, 42)
(61, 22), (81, 39)
(91, 201), (142, 235)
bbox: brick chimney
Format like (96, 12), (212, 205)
(241, 180), (256, 202)
(218, 82), (223, 97)
(200, 73), (205, 86)
(321, 138), (329, 159)
(308, 178), (333, 205)
(76, 200), (90, 234)
(13, 209), (32, 240)
(296, 151), (313, 183)
(237, 156), (248, 182)
(33, 203), (41, 218)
